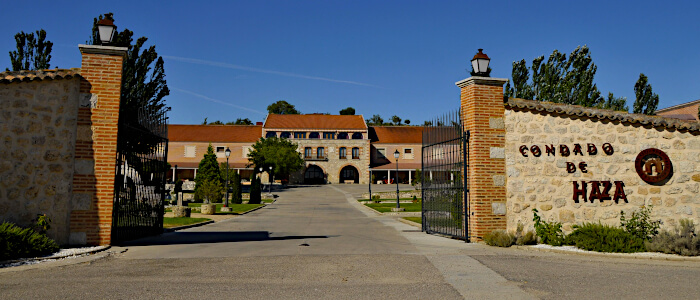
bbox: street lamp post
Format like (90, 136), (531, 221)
(368, 164), (372, 201)
(174, 165), (179, 206)
(224, 148), (231, 207)
(394, 150), (400, 209)
(268, 166), (273, 194)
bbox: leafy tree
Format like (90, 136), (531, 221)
(233, 118), (253, 125)
(247, 137), (304, 178)
(194, 144), (222, 202)
(391, 115), (402, 125)
(506, 46), (602, 107)
(197, 179), (223, 204)
(249, 173), (262, 204)
(267, 100), (300, 114)
(339, 107), (356, 115)
(201, 118), (208, 125)
(89, 13), (170, 142)
(8, 29), (52, 71)
(404, 119), (411, 125)
(423, 120), (432, 126)
(597, 92), (628, 112)
(366, 114), (384, 125)
(633, 73), (659, 115)
(209, 120), (224, 125)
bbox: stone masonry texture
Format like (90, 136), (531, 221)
(504, 108), (700, 233)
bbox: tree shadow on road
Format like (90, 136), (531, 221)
(118, 231), (332, 246)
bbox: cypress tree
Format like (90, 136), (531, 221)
(194, 144), (222, 202)
(633, 73), (660, 115)
(232, 171), (242, 204)
(249, 173), (262, 204)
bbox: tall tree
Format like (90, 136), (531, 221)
(231, 171), (243, 204)
(366, 114), (384, 125)
(208, 120), (224, 125)
(267, 100), (300, 114)
(507, 46), (602, 107)
(633, 73), (659, 115)
(89, 13), (170, 135)
(391, 115), (402, 125)
(247, 137), (304, 178)
(249, 173), (262, 204)
(194, 144), (223, 202)
(8, 29), (52, 71)
(597, 92), (628, 112)
(339, 107), (355, 115)
(233, 118), (253, 125)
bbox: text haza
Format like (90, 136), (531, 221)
(572, 180), (627, 203)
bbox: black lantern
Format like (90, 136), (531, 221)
(471, 49), (491, 77)
(97, 18), (117, 45)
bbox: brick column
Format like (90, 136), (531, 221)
(69, 45), (127, 245)
(456, 76), (508, 241)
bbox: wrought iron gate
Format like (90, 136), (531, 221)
(112, 106), (169, 243)
(421, 109), (469, 240)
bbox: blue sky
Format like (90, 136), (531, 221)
(2, 1), (699, 125)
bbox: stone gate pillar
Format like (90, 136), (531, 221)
(456, 76), (508, 241)
(69, 45), (127, 245)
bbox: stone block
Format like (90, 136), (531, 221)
(489, 117), (504, 129)
(72, 193), (92, 210)
(172, 206), (191, 218)
(492, 202), (506, 215)
(490, 147), (505, 159)
(559, 210), (575, 223)
(69, 232), (87, 245)
(493, 175), (505, 187)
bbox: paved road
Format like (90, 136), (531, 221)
(1, 184), (699, 299)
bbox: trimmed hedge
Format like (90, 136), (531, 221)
(565, 223), (645, 253)
(1, 222), (59, 261)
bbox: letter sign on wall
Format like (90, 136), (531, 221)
(635, 148), (673, 184)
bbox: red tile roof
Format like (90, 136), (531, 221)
(656, 99), (700, 122)
(370, 126), (424, 144)
(264, 114), (367, 130)
(0, 68), (81, 83)
(168, 125), (262, 142)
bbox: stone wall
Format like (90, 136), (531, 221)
(504, 104), (700, 233)
(0, 77), (81, 244)
(290, 139), (370, 184)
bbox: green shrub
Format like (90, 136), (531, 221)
(412, 195), (419, 203)
(620, 205), (661, 241)
(231, 172), (243, 204)
(0, 222), (60, 261)
(515, 223), (537, 246)
(249, 174), (262, 204)
(372, 195), (381, 203)
(645, 219), (700, 256)
(564, 223), (645, 253)
(484, 230), (516, 247)
(533, 209), (565, 246)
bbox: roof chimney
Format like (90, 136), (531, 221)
(256, 122), (263, 125)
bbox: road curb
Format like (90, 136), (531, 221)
(511, 245), (700, 262)
(397, 217), (421, 228)
(0, 245), (112, 268)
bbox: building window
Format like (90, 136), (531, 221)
(339, 147), (347, 159)
(280, 132), (291, 139)
(309, 132), (320, 139)
(216, 146), (226, 153)
(352, 147), (359, 159)
(242, 146), (252, 158)
(184, 146), (196, 158)
(304, 147), (312, 159)
(404, 148), (414, 159)
(317, 147), (325, 159)
(352, 132), (363, 139)
(337, 132), (348, 139)
(323, 132), (335, 139)
(377, 148), (386, 158)
(266, 131), (277, 138)
(294, 132), (306, 139)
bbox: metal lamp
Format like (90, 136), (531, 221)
(471, 49), (491, 77)
(224, 148), (231, 207)
(394, 149), (400, 209)
(97, 18), (117, 45)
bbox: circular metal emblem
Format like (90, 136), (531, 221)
(635, 148), (672, 184)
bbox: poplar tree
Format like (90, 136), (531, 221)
(8, 29), (52, 71)
(194, 144), (223, 202)
(632, 73), (659, 115)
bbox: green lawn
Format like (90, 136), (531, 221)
(402, 217), (422, 224)
(163, 217), (211, 228)
(359, 198), (420, 202)
(186, 203), (264, 214)
(364, 203), (422, 213)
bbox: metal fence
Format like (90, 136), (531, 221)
(112, 106), (169, 243)
(421, 109), (469, 240)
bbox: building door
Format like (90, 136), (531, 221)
(340, 166), (359, 183)
(304, 165), (325, 184)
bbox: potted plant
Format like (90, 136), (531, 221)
(197, 179), (222, 215)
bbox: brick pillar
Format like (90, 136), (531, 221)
(456, 76), (508, 241)
(69, 45), (127, 245)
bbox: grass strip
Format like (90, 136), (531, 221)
(364, 203), (422, 213)
(163, 217), (211, 228)
(402, 217), (422, 224)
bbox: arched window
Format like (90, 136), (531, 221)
(339, 147), (347, 159)
(265, 131), (277, 138)
(317, 147), (325, 159)
(337, 132), (348, 139)
(280, 132), (291, 139)
(352, 132), (363, 139)
(309, 132), (320, 139)
(352, 147), (360, 159)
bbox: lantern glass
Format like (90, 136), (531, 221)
(97, 24), (115, 44)
(225, 148), (231, 158)
(393, 150), (400, 159)
(471, 60), (480, 74)
(478, 59), (490, 74)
